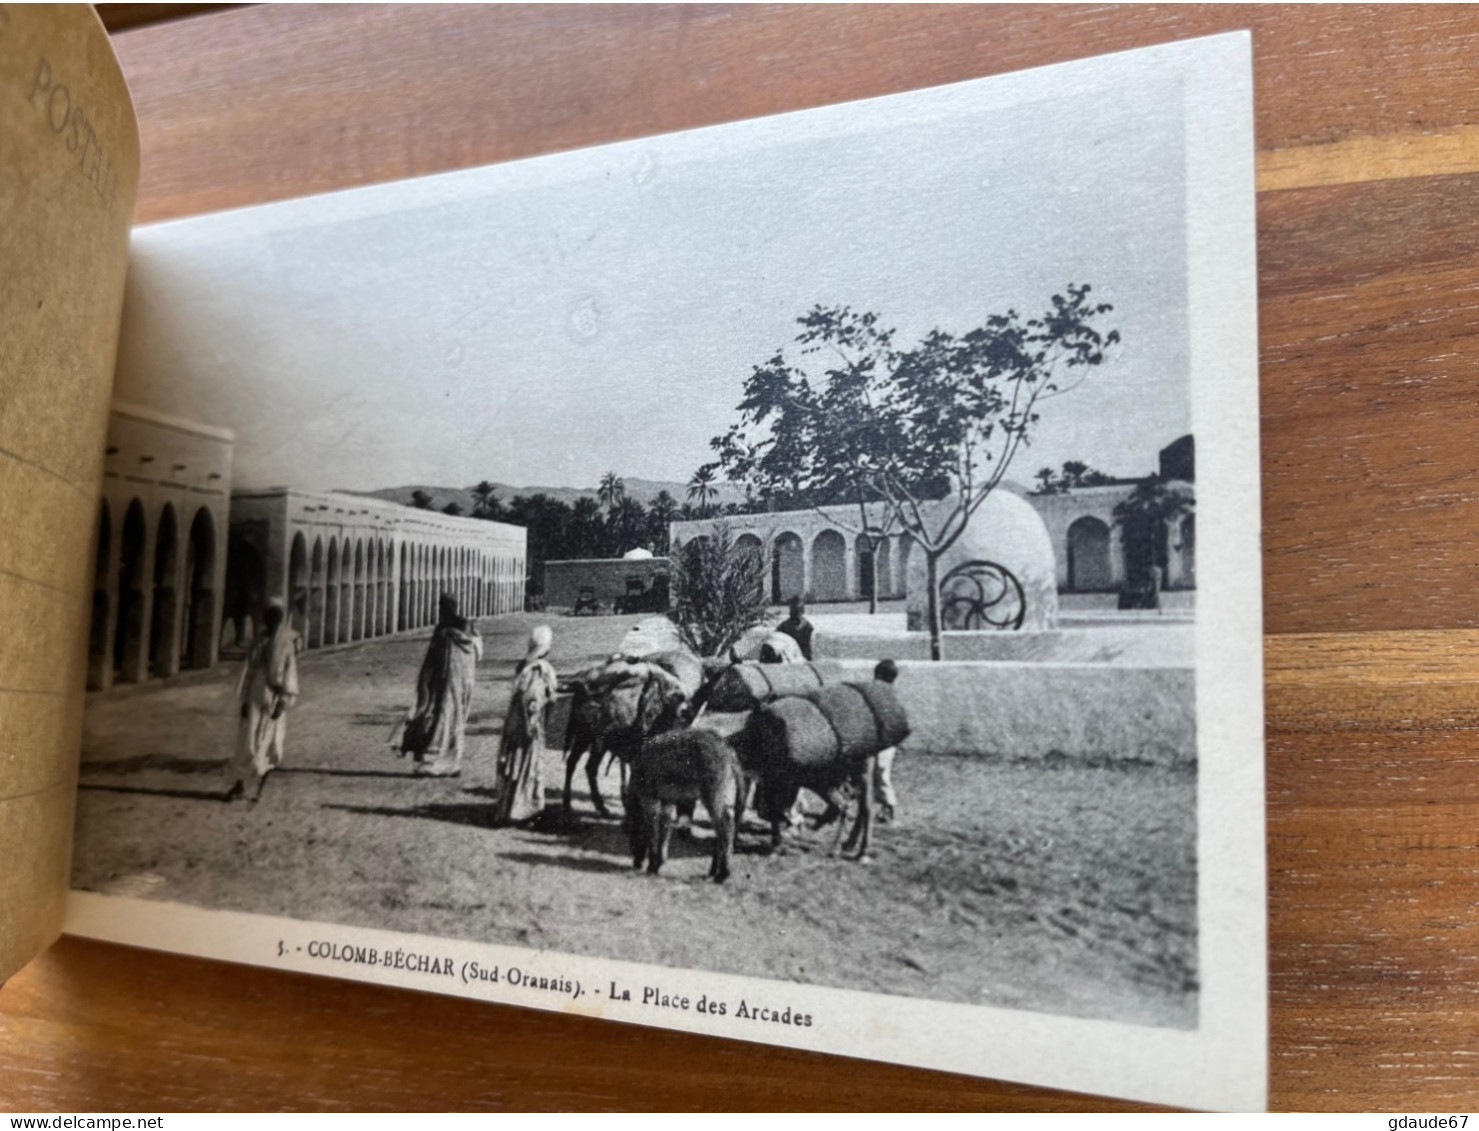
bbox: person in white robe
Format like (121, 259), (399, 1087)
(233, 598), (300, 802)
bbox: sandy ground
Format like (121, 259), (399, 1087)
(73, 610), (1197, 1028)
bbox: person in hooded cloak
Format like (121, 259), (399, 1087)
(400, 592), (484, 777)
(490, 625), (557, 824)
(233, 598), (300, 802)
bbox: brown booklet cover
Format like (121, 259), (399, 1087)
(0, 2), (139, 983)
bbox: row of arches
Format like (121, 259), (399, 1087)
(1063, 513), (1196, 592)
(283, 530), (525, 651)
(89, 496), (221, 690)
(676, 529), (913, 605)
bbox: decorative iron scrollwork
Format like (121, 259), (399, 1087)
(939, 559), (1026, 631)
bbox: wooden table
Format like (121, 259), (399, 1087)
(5, 4), (1479, 1111)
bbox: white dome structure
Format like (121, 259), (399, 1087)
(905, 492), (1059, 633)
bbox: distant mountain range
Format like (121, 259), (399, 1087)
(347, 477), (747, 514)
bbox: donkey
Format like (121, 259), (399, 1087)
(561, 659), (690, 817)
(626, 726), (744, 883)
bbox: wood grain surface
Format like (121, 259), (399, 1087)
(3, 3), (1478, 1112)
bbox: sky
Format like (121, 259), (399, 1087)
(114, 54), (1190, 495)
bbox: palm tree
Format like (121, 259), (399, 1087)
(471, 480), (503, 520)
(569, 496), (604, 558)
(598, 471), (625, 513)
(686, 463), (719, 518)
(1113, 475), (1195, 600)
(610, 496), (647, 555)
(648, 490), (679, 554)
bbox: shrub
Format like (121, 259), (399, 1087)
(668, 521), (770, 658)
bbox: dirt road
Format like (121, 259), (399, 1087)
(74, 612), (1197, 1028)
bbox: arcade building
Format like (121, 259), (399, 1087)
(666, 436), (1195, 606)
(89, 404), (528, 691)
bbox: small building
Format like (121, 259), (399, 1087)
(542, 556), (669, 612)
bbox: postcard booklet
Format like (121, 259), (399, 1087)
(2, 8), (1265, 1110)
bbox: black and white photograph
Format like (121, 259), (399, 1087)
(65, 34), (1265, 1109)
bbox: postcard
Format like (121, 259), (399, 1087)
(68, 32), (1264, 1110)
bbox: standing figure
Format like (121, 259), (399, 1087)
(401, 593), (483, 777)
(871, 658), (902, 823)
(776, 597), (815, 661)
(233, 598), (300, 802)
(491, 625), (558, 824)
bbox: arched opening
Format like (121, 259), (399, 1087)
(222, 530), (266, 653)
(364, 537), (377, 638)
(149, 504), (180, 677)
(1067, 515), (1113, 592)
(181, 507), (217, 669)
(874, 534), (892, 598)
(352, 540), (365, 641)
(397, 543), (409, 630)
(87, 501), (112, 690)
(733, 533), (766, 604)
(735, 533), (764, 561)
(114, 500), (148, 682)
(377, 539), (389, 634)
(288, 531), (309, 642)
(377, 540), (390, 634)
(412, 544), (422, 627)
(418, 544), (429, 626)
(308, 536), (326, 649)
(325, 537), (340, 646)
(338, 540), (352, 640)
(772, 532), (804, 604)
(412, 545), (420, 628)
(405, 542), (414, 627)
(810, 529), (847, 602)
(855, 534), (877, 603)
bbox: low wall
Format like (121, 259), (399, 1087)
(542, 558), (669, 610)
(545, 656), (1195, 767)
(810, 615), (1195, 667)
(815, 659), (1195, 766)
